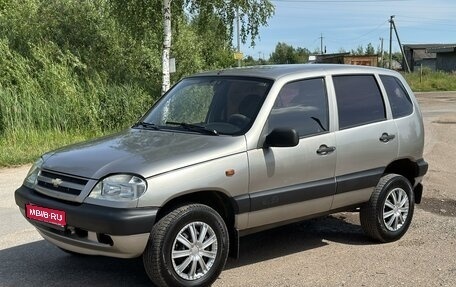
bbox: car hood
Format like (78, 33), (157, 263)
(42, 129), (247, 179)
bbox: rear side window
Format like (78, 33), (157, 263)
(333, 75), (386, 129)
(380, 75), (413, 118)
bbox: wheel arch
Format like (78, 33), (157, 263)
(384, 159), (416, 185)
(383, 158), (424, 203)
(156, 190), (235, 224)
(155, 190), (241, 258)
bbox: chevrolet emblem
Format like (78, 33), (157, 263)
(51, 178), (63, 188)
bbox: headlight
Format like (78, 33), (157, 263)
(24, 158), (43, 188)
(89, 174), (147, 201)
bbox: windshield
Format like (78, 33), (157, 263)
(141, 76), (273, 135)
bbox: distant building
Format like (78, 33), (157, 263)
(403, 44), (456, 72)
(427, 45), (456, 72)
(315, 53), (378, 67)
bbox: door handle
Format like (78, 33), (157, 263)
(379, 133), (396, 143)
(316, 144), (336, 155)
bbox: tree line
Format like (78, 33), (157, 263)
(244, 42), (403, 66)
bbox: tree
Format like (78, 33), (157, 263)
(295, 47), (311, 63)
(270, 42), (297, 64)
(269, 42), (310, 64)
(365, 42), (375, 55)
(109, 0), (274, 93)
(351, 45), (364, 55)
(162, 0), (172, 93)
(160, 0), (274, 94)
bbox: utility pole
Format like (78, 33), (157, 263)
(379, 37), (384, 67)
(320, 33), (324, 55)
(389, 15), (394, 69)
(391, 18), (411, 73)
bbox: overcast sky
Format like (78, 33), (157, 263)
(241, 0), (456, 58)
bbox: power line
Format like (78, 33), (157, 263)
(331, 21), (388, 42)
(397, 20), (456, 28)
(398, 15), (456, 22)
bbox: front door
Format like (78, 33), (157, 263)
(246, 77), (337, 228)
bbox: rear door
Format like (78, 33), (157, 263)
(331, 74), (399, 209)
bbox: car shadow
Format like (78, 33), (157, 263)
(225, 213), (373, 270)
(0, 214), (372, 286)
(0, 240), (150, 287)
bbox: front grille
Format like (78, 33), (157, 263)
(36, 170), (88, 198)
(38, 181), (81, 195)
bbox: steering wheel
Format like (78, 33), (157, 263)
(227, 113), (250, 129)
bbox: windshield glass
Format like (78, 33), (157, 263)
(141, 76), (273, 135)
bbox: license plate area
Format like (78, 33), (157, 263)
(26, 204), (67, 228)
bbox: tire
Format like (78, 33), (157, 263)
(143, 204), (229, 287)
(360, 174), (414, 243)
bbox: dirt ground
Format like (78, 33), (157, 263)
(0, 92), (455, 287)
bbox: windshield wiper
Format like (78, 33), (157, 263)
(165, 121), (218, 136)
(132, 121), (160, 130)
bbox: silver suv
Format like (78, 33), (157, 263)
(15, 64), (428, 286)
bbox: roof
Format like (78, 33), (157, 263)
(403, 43), (456, 50)
(316, 52), (350, 58)
(191, 64), (391, 81)
(426, 45), (456, 53)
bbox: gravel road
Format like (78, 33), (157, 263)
(1, 92), (455, 286)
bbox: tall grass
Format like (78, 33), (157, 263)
(404, 69), (456, 92)
(0, 129), (102, 166)
(0, 0), (237, 167)
(0, 39), (155, 166)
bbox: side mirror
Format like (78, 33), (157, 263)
(264, 128), (299, 148)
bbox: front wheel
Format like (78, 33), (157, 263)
(143, 204), (229, 287)
(360, 174), (414, 243)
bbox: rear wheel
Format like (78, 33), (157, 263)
(143, 204), (229, 287)
(360, 174), (414, 242)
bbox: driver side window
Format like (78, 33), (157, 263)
(268, 78), (329, 137)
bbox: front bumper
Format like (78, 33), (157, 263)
(15, 185), (158, 258)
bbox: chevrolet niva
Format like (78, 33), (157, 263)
(16, 64), (428, 286)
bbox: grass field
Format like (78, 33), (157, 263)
(404, 70), (456, 92)
(0, 129), (105, 167)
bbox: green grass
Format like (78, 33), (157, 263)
(0, 129), (106, 167)
(0, 40), (155, 167)
(404, 70), (456, 92)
